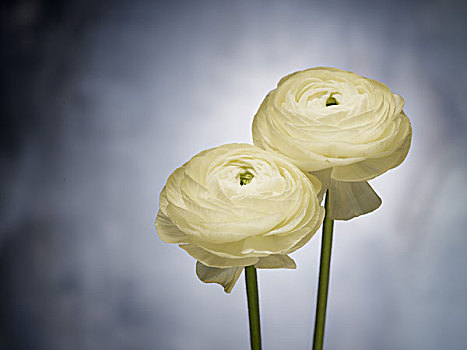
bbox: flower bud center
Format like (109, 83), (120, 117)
(239, 170), (254, 186)
(326, 93), (339, 107)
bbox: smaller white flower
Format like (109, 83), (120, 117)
(155, 143), (324, 292)
(253, 67), (412, 220)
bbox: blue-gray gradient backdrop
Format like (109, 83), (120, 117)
(1, 0), (467, 349)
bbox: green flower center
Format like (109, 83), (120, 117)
(325, 93), (339, 107)
(239, 171), (254, 186)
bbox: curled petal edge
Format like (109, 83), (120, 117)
(195, 254), (296, 294)
(304, 173), (322, 195)
(196, 262), (243, 293)
(155, 210), (190, 244)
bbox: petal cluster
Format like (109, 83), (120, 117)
(155, 143), (324, 292)
(252, 67), (412, 219)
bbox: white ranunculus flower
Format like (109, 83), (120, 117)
(252, 67), (412, 220)
(155, 143), (324, 292)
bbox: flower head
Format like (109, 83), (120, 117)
(252, 67), (412, 220)
(155, 143), (324, 292)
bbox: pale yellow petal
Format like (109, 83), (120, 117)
(155, 210), (190, 244)
(304, 173), (322, 195)
(288, 206), (325, 253)
(308, 169), (332, 203)
(330, 113), (412, 182)
(255, 254), (296, 269)
(327, 180), (382, 220)
(180, 243), (259, 267)
(196, 262), (243, 293)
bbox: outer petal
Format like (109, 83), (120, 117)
(180, 243), (259, 267)
(196, 262), (243, 293)
(288, 206), (325, 253)
(308, 169), (332, 203)
(255, 254), (296, 269)
(331, 113), (412, 182)
(155, 210), (190, 244)
(304, 173), (322, 195)
(327, 180), (382, 220)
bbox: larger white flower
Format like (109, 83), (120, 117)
(155, 143), (324, 292)
(253, 67), (412, 220)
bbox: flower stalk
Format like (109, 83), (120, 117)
(245, 265), (262, 350)
(312, 191), (334, 350)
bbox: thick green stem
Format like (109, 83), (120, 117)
(312, 191), (335, 350)
(245, 265), (262, 350)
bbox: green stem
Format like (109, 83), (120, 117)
(245, 265), (262, 350)
(312, 191), (335, 350)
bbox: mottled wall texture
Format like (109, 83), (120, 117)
(1, 0), (467, 349)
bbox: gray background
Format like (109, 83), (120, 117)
(1, 0), (466, 349)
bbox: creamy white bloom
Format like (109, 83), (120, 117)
(253, 67), (412, 220)
(155, 143), (324, 292)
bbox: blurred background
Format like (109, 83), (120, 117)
(1, 0), (466, 349)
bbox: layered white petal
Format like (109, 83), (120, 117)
(155, 143), (324, 292)
(252, 67), (412, 219)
